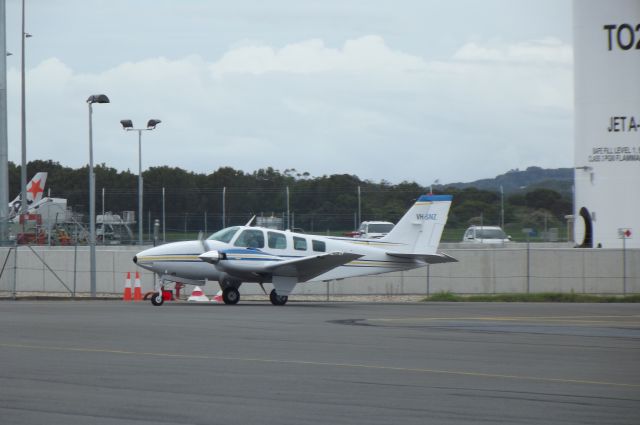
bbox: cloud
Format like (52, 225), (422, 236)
(7, 35), (573, 185)
(452, 37), (572, 64)
(210, 35), (426, 76)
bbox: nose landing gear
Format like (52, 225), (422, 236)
(150, 292), (164, 306)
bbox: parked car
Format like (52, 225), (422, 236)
(355, 221), (395, 239)
(462, 226), (511, 244)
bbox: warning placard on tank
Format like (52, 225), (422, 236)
(589, 146), (640, 162)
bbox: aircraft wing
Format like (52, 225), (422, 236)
(199, 249), (363, 295)
(263, 251), (363, 282)
(386, 252), (457, 264)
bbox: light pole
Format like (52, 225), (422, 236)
(357, 185), (361, 229)
(162, 186), (165, 242)
(120, 119), (161, 245)
(87, 94), (109, 297)
(286, 186), (290, 230)
(0, 0), (10, 243)
(222, 186), (226, 229)
(430, 179), (439, 195)
(19, 0), (32, 214)
(500, 184), (504, 229)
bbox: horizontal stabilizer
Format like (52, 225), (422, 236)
(387, 252), (457, 264)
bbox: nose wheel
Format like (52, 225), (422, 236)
(269, 289), (288, 306)
(150, 292), (164, 306)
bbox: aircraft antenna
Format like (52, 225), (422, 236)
(244, 215), (256, 226)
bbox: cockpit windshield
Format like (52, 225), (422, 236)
(207, 226), (240, 243)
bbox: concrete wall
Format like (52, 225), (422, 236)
(0, 245), (638, 297)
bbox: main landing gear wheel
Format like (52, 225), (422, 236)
(150, 292), (164, 306)
(222, 287), (240, 305)
(269, 289), (288, 306)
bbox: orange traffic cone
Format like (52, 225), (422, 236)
(133, 272), (142, 302)
(123, 272), (132, 301)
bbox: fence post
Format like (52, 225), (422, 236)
(12, 245), (17, 299)
(622, 237), (627, 295)
(326, 280), (329, 301)
(526, 237), (530, 293)
(73, 243), (77, 297)
(426, 264), (430, 297)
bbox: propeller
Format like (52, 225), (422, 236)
(197, 231), (207, 252)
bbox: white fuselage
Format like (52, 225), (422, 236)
(135, 226), (421, 286)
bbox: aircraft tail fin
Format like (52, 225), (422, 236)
(8, 172), (48, 215)
(380, 194), (452, 255)
(26, 172), (47, 204)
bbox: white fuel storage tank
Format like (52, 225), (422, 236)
(573, 0), (640, 248)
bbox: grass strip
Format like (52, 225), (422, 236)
(423, 291), (640, 303)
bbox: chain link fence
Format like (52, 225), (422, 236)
(0, 245), (637, 299)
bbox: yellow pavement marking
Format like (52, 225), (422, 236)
(1, 342), (638, 389)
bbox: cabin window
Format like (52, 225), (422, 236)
(234, 229), (265, 248)
(268, 232), (287, 249)
(293, 236), (307, 251)
(312, 240), (326, 252)
(207, 226), (239, 243)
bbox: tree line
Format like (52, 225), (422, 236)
(12, 160), (572, 236)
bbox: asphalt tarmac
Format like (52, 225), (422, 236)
(0, 300), (639, 425)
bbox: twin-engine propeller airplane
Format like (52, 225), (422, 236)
(134, 194), (456, 306)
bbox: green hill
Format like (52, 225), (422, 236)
(444, 166), (573, 196)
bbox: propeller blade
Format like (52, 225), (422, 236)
(197, 231), (207, 252)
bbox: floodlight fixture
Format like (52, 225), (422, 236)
(119, 118), (162, 245)
(87, 94), (110, 104)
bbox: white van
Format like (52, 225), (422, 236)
(356, 221), (394, 239)
(462, 226), (510, 244)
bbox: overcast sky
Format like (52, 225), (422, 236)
(4, 0), (573, 185)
